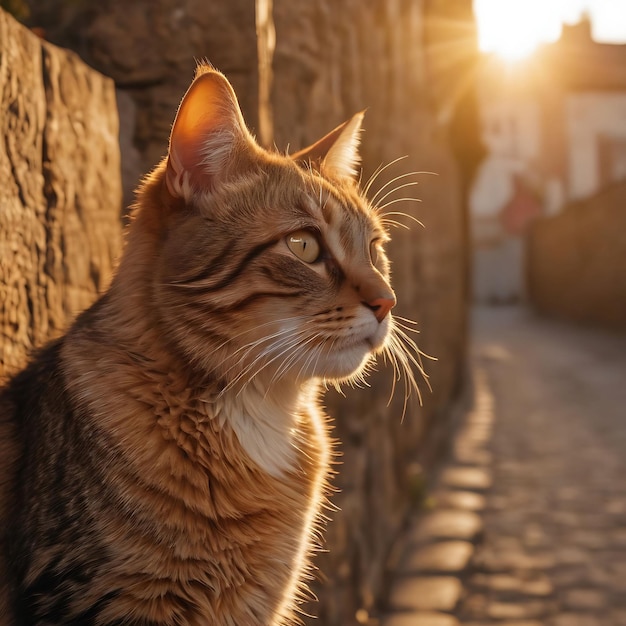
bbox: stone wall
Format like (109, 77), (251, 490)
(25, 0), (264, 209)
(0, 10), (122, 379)
(19, 1), (479, 622)
(527, 181), (626, 329)
(270, 2), (474, 622)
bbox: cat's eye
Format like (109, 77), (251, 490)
(287, 230), (321, 263)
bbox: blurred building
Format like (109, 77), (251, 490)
(470, 18), (626, 303)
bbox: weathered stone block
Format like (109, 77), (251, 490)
(0, 9), (122, 379)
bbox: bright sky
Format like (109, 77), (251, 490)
(474, 0), (626, 61)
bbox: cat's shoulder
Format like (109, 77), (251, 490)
(0, 304), (111, 435)
(1, 338), (65, 414)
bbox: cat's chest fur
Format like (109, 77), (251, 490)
(55, 331), (330, 624)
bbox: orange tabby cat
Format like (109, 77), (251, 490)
(0, 65), (401, 625)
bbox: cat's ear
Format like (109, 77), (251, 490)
(291, 112), (365, 181)
(165, 67), (254, 199)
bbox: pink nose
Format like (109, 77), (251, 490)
(366, 295), (396, 323)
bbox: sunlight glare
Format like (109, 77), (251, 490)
(474, 0), (584, 61)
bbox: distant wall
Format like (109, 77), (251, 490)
(0, 10), (122, 379)
(527, 181), (626, 329)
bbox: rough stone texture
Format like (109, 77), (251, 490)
(20, 1), (481, 623)
(26, 0), (264, 209)
(527, 180), (626, 330)
(270, 2), (478, 622)
(0, 9), (122, 379)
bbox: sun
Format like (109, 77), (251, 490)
(474, 0), (571, 62)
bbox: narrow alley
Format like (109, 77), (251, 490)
(384, 306), (626, 626)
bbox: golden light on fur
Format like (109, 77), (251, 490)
(0, 64), (425, 624)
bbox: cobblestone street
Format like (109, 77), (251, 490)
(384, 306), (626, 626)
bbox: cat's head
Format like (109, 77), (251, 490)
(135, 65), (399, 391)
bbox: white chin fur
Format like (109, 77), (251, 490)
(318, 347), (372, 381)
(305, 314), (391, 381)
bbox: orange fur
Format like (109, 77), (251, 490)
(0, 66), (403, 625)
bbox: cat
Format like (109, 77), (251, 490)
(0, 64), (410, 625)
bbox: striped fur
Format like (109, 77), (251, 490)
(0, 66), (399, 625)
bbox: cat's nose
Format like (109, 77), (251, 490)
(364, 295), (396, 323)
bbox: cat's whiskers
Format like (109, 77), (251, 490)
(372, 180), (419, 208)
(238, 333), (319, 397)
(297, 333), (336, 386)
(302, 162), (327, 215)
(271, 332), (320, 386)
(398, 330), (430, 390)
(266, 332), (324, 392)
(363, 155), (409, 197)
(395, 325), (431, 381)
(228, 323), (303, 358)
(381, 341), (400, 405)
(171, 319), (295, 385)
(368, 168), (436, 237)
(173, 293), (430, 428)
(218, 330), (303, 389)
(379, 218), (411, 231)
(384, 336), (413, 419)
(393, 322), (436, 371)
(221, 330), (314, 397)
(311, 173), (333, 218)
(370, 170), (424, 206)
(378, 211), (425, 229)
(385, 331), (418, 420)
(376, 197), (423, 213)
(369, 312), (435, 420)
(393, 314), (420, 327)
(196, 316), (310, 373)
(272, 312), (429, 411)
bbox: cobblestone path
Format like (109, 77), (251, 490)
(383, 306), (626, 626)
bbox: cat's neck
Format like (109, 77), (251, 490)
(85, 265), (318, 477)
(209, 375), (319, 476)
